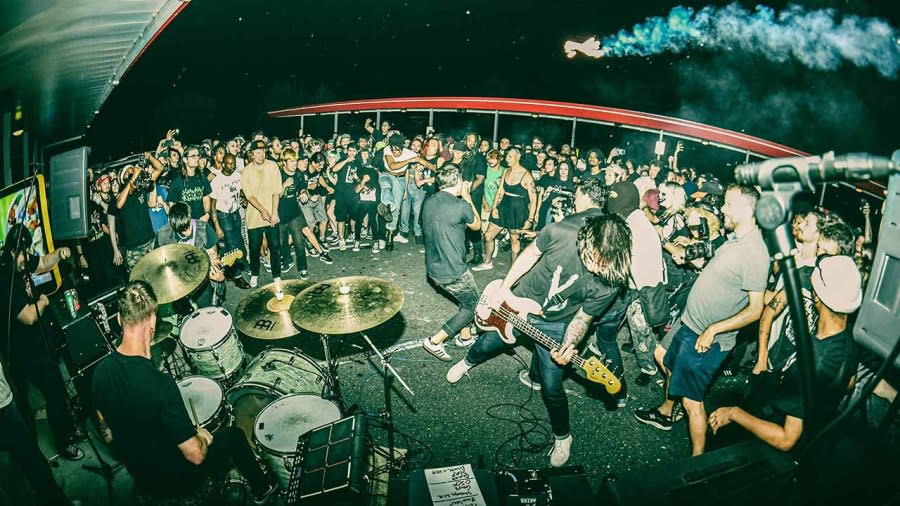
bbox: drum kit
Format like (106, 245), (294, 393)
(131, 244), (413, 495)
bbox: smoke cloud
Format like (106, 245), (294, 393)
(599, 3), (900, 78)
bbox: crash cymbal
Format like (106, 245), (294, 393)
(150, 321), (174, 347)
(235, 280), (313, 340)
(289, 276), (403, 334)
(129, 244), (209, 304)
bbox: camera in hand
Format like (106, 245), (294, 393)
(119, 155), (155, 193)
(684, 217), (714, 261)
(549, 188), (575, 222)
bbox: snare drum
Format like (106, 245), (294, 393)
(177, 376), (229, 433)
(226, 348), (327, 444)
(253, 394), (341, 490)
(180, 307), (245, 381)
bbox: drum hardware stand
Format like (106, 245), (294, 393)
(360, 333), (414, 475)
(319, 333), (347, 413)
(80, 418), (124, 506)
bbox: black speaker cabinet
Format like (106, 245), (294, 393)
(601, 441), (797, 506)
(49, 146), (90, 240)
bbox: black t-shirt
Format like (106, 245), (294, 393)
(92, 352), (198, 492)
(513, 208), (618, 322)
(459, 151), (487, 183)
(766, 266), (817, 373)
(279, 169), (303, 221)
(421, 191), (475, 284)
(768, 328), (854, 434)
(86, 199), (110, 244)
(113, 191), (155, 249)
(421, 156), (439, 195)
(168, 174), (212, 219)
(0, 269), (45, 363)
(335, 160), (361, 196)
(357, 165), (379, 200)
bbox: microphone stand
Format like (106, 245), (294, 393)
(360, 333), (414, 474)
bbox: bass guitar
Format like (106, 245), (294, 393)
(475, 279), (621, 394)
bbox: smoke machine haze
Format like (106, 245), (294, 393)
(565, 3), (900, 78)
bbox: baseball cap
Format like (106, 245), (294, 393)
(691, 181), (724, 199)
(811, 255), (862, 314)
(248, 139), (267, 151)
(607, 181), (641, 218)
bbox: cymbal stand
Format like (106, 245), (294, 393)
(361, 333), (414, 474)
(319, 333), (346, 413)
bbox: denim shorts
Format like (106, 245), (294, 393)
(663, 321), (729, 402)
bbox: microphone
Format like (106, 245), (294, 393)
(734, 151), (896, 190)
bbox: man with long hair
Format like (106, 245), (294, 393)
(446, 179), (631, 467)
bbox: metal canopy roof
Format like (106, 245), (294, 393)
(0, 0), (187, 145)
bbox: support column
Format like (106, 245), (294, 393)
(492, 111), (499, 147)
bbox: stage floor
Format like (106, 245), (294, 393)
(3, 238), (753, 504)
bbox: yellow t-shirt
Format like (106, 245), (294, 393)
(241, 160), (282, 229)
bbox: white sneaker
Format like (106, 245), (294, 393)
(274, 290), (284, 301)
(372, 242), (380, 254)
(339, 239), (347, 251)
(471, 262), (493, 272)
(549, 434), (573, 467)
(394, 233), (409, 244)
(446, 360), (473, 384)
(378, 239), (386, 250)
(249, 276), (258, 288)
(518, 369), (541, 391)
(352, 241), (360, 252)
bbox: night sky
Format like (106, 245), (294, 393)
(87, 0), (900, 166)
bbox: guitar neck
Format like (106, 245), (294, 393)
(503, 310), (585, 367)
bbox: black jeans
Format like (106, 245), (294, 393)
(466, 317), (570, 437)
(278, 215), (309, 271)
(434, 270), (480, 337)
(0, 402), (72, 505)
(353, 200), (383, 241)
(201, 426), (269, 494)
(247, 225), (281, 278)
(6, 333), (76, 453)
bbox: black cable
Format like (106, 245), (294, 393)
(486, 348), (554, 471)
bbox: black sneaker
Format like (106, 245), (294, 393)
(377, 203), (394, 223)
(59, 443), (85, 461)
(633, 408), (674, 431)
(385, 232), (394, 252)
(299, 270), (309, 280)
(307, 247), (319, 258)
(634, 372), (655, 386)
(319, 252), (334, 264)
(414, 235), (423, 245)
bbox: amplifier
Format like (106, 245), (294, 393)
(600, 440), (797, 506)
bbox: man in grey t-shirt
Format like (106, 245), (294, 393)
(635, 185), (769, 456)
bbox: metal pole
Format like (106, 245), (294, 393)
(333, 112), (339, 137)
(818, 183), (827, 206)
(745, 150), (751, 164)
(2, 112), (11, 187)
(428, 109), (434, 130)
(570, 117), (577, 147)
(300, 116), (305, 134)
(376, 111), (381, 129)
(492, 111), (499, 147)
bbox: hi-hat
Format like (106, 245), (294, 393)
(235, 280), (313, 340)
(129, 244), (209, 304)
(289, 276), (404, 334)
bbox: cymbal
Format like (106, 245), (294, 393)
(235, 280), (313, 340)
(289, 276), (404, 334)
(130, 244), (209, 304)
(150, 321), (174, 347)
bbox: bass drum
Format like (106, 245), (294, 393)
(253, 394), (341, 490)
(225, 348), (327, 444)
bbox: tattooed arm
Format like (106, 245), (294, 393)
(552, 308), (593, 365)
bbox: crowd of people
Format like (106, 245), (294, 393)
(0, 116), (894, 503)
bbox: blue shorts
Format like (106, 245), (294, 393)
(663, 322), (729, 402)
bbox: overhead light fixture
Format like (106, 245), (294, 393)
(400, 108), (407, 113)
(12, 104), (24, 136)
(531, 113), (539, 119)
(12, 128), (24, 137)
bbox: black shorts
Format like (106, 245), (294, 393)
(334, 191), (358, 222)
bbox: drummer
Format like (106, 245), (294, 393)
(156, 201), (225, 306)
(92, 281), (276, 503)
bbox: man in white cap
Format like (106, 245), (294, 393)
(708, 255), (862, 452)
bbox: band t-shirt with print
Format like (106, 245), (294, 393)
(512, 208), (618, 323)
(168, 173), (212, 219)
